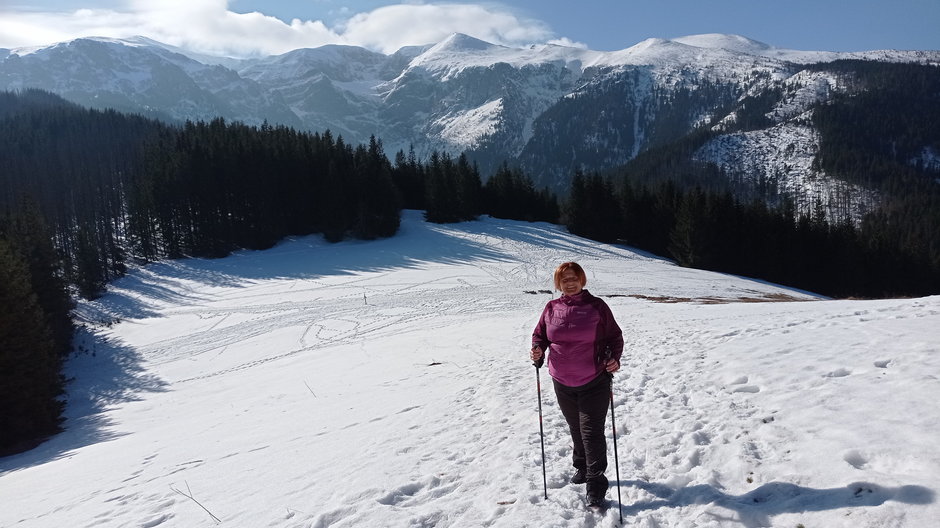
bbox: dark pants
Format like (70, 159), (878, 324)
(553, 372), (610, 499)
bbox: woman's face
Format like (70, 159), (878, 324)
(559, 269), (583, 296)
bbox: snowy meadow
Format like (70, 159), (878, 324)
(2, 211), (938, 527)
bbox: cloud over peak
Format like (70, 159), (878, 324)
(0, 1), (561, 57)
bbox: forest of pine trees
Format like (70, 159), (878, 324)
(565, 175), (939, 299)
(0, 203), (73, 455)
(0, 90), (559, 453)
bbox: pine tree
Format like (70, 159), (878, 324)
(424, 151), (455, 223)
(73, 225), (107, 299)
(3, 201), (74, 356)
(565, 171), (589, 235)
(482, 162), (559, 222)
(0, 237), (63, 455)
(392, 146), (425, 210)
(669, 189), (705, 267)
(351, 137), (401, 239)
(454, 153), (482, 221)
(565, 172), (621, 242)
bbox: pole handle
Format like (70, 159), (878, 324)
(532, 344), (544, 368)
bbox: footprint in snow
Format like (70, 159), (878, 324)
(726, 375), (759, 393)
(376, 475), (459, 507)
(843, 449), (868, 469)
(874, 359), (891, 368)
(138, 514), (172, 528)
(824, 368), (852, 378)
(377, 482), (422, 506)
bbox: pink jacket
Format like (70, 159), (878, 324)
(532, 290), (624, 387)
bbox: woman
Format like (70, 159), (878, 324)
(530, 261), (623, 508)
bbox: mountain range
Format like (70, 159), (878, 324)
(2, 33), (938, 213)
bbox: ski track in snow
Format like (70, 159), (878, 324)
(2, 211), (938, 527)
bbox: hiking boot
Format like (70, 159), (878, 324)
(586, 494), (607, 511)
(585, 476), (609, 503)
(570, 468), (587, 484)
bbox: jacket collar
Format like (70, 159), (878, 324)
(560, 289), (593, 305)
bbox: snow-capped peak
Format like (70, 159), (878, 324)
(430, 33), (503, 54)
(672, 34), (773, 54)
(9, 35), (150, 56)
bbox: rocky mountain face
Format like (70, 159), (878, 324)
(2, 33), (938, 215)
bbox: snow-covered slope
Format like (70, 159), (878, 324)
(673, 33), (938, 64)
(694, 119), (880, 220)
(2, 211), (937, 527)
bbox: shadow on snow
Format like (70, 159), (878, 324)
(78, 211), (602, 321)
(618, 479), (935, 527)
(0, 324), (168, 474)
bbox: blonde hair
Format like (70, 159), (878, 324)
(553, 261), (587, 291)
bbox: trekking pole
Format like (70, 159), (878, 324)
(534, 357), (548, 500)
(604, 345), (624, 523)
(608, 373), (624, 524)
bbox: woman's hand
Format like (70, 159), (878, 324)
(530, 345), (543, 362)
(605, 358), (620, 373)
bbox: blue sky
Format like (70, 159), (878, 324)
(2, 1), (938, 56)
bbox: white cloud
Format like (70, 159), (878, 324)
(548, 37), (588, 50)
(0, 1), (561, 57)
(340, 3), (553, 54)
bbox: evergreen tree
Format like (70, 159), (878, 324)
(424, 152), (457, 223)
(73, 225), (107, 299)
(669, 189), (707, 267)
(454, 153), (482, 221)
(392, 146), (425, 211)
(2, 201), (74, 356)
(0, 237), (64, 455)
(564, 172), (621, 243)
(351, 137), (401, 239)
(482, 162), (559, 222)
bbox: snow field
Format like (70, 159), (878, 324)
(1, 211), (937, 527)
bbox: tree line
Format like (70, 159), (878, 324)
(565, 172), (939, 298)
(0, 90), (559, 295)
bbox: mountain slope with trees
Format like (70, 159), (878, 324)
(4, 34), (939, 221)
(0, 90), (559, 453)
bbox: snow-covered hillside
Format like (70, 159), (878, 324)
(694, 120), (880, 220)
(2, 211), (937, 527)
